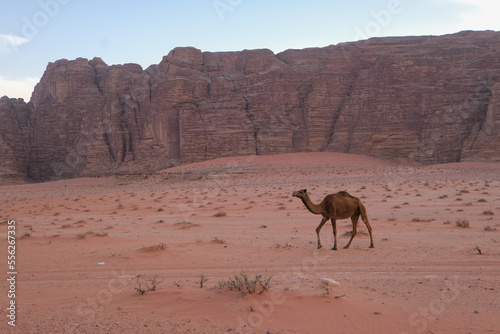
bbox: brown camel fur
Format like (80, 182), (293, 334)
(292, 189), (374, 250)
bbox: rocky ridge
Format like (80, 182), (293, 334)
(1, 31), (500, 182)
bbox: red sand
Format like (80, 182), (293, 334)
(1, 152), (499, 333)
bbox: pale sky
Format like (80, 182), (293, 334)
(1, 0), (499, 100)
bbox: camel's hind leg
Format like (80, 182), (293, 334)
(330, 218), (337, 250)
(363, 218), (374, 248)
(316, 216), (328, 249)
(344, 214), (359, 249)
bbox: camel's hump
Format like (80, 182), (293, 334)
(335, 191), (356, 198)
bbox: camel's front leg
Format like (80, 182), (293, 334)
(330, 218), (337, 250)
(315, 217), (328, 249)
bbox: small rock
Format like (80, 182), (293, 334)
(374, 312), (382, 315)
(474, 310), (479, 314)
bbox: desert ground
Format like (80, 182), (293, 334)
(1, 152), (499, 334)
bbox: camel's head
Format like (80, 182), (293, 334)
(292, 189), (307, 199)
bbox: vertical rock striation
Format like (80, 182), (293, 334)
(1, 31), (500, 182)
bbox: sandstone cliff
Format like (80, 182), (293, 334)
(0, 97), (30, 180)
(1, 31), (500, 182)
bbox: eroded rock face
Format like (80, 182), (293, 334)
(0, 97), (30, 181)
(1, 31), (500, 181)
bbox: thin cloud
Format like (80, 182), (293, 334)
(0, 76), (39, 100)
(0, 34), (30, 53)
(447, 0), (500, 31)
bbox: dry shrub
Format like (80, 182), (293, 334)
(455, 219), (470, 228)
(219, 271), (272, 296)
(212, 237), (225, 244)
(135, 274), (165, 294)
(76, 231), (93, 239)
(197, 274), (209, 288)
(214, 211), (227, 217)
(140, 243), (167, 251)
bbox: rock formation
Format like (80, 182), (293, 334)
(0, 97), (30, 180)
(1, 30), (500, 182)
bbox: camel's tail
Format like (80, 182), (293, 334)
(358, 201), (369, 224)
(358, 200), (374, 248)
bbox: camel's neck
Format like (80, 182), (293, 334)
(300, 194), (324, 215)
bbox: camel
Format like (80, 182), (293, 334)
(292, 189), (374, 250)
